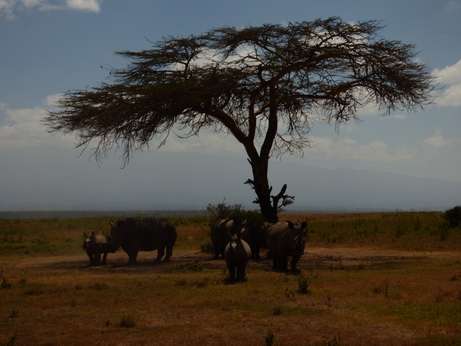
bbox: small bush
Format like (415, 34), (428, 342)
(3, 334), (17, 346)
(1, 278), (12, 289)
(322, 336), (340, 346)
(298, 275), (311, 294)
(264, 329), (275, 346)
(89, 283), (109, 291)
(119, 315), (136, 328)
(272, 306), (282, 316)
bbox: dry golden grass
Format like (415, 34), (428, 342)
(1, 213), (460, 345)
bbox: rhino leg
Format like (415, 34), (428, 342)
(272, 255), (288, 272)
(236, 264), (247, 282)
(280, 257), (288, 272)
(227, 262), (236, 281)
(165, 245), (173, 262)
(253, 245), (261, 260)
(271, 255), (278, 271)
(89, 252), (101, 266)
(101, 252), (107, 265)
(127, 251), (138, 265)
(219, 243), (226, 259)
(155, 246), (165, 262)
(290, 256), (301, 273)
(86, 250), (93, 265)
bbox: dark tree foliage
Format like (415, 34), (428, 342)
(45, 17), (434, 222)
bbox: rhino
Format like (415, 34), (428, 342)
(210, 218), (246, 259)
(224, 232), (252, 282)
(246, 221), (271, 260)
(82, 232), (112, 266)
(266, 221), (308, 273)
(109, 217), (177, 265)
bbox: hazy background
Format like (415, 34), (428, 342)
(1, 0), (460, 212)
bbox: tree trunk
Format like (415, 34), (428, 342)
(248, 158), (279, 223)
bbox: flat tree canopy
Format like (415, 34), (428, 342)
(45, 17), (434, 222)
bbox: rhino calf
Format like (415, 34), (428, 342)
(83, 232), (112, 266)
(266, 221), (308, 273)
(224, 232), (252, 282)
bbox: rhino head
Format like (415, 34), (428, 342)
(82, 231), (96, 250)
(108, 220), (122, 252)
(287, 221), (308, 257)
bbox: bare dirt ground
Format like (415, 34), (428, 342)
(6, 246), (458, 273)
(1, 247), (460, 345)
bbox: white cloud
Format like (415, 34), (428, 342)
(306, 136), (414, 163)
(434, 59), (461, 85)
(445, 1), (461, 11)
(423, 132), (452, 148)
(435, 83), (461, 107)
(433, 59), (461, 107)
(0, 0), (102, 18)
(66, 0), (101, 12)
(0, 96), (73, 148)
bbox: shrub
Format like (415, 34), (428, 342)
(119, 315), (136, 328)
(264, 329), (275, 346)
(443, 206), (461, 228)
(298, 275), (311, 294)
(205, 201), (262, 226)
(272, 306), (282, 316)
(1, 278), (12, 289)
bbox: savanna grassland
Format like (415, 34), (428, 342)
(0, 212), (460, 345)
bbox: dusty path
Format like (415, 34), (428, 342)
(2, 247), (458, 274)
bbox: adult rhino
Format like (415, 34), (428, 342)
(246, 221), (271, 260)
(224, 232), (252, 282)
(82, 232), (112, 266)
(210, 218), (246, 259)
(266, 221), (308, 273)
(109, 217), (177, 265)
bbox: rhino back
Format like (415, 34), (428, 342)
(266, 222), (291, 253)
(112, 218), (175, 251)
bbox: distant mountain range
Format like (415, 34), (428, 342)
(273, 165), (461, 212)
(1, 150), (460, 212)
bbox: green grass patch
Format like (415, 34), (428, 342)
(388, 302), (461, 325)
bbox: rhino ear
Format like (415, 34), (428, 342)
(301, 221), (308, 229)
(82, 232), (88, 239)
(287, 221), (294, 229)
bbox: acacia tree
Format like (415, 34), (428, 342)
(45, 17), (434, 222)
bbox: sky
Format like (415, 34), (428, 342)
(0, 0), (460, 211)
